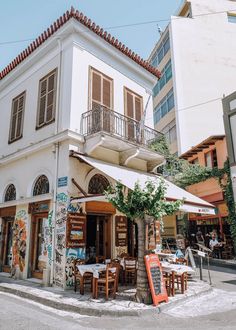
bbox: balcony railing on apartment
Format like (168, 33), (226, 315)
(81, 105), (163, 147)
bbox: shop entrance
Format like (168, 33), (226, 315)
(1, 217), (14, 273)
(86, 214), (111, 263)
(30, 214), (48, 279)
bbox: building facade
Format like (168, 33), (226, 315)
(0, 8), (214, 288)
(149, 0), (236, 155)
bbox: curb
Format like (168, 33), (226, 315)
(0, 284), (157, 318)
(208, 259), (236, 271)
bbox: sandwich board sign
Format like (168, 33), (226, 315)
(144, 254), (168, 306)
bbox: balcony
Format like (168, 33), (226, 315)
(80, 106), (164, 172)
(81, 106), (163, 147)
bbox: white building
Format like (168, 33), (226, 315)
(0, 8), (213, 288)
(149, 0), (236, 155)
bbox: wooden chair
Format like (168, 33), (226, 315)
(96, 256), (106, 264)
(108, 261), (120, 292)
(73, 259), (93, 295)
(175, 258), (188, 265)
(174, 272), (188, 294)
(124, 257), (137, 285)
(163, 271), (175, 296)
(94, 265), (118, 300)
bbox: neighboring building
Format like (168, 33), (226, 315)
(180, 136), (233, 250)
(149, 0), (236, 155)
(0, 8), (214, 288)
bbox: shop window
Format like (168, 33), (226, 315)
(88, 174), (110, 194)
(33, 175), (49, 196)
(4, 184), (16, 202)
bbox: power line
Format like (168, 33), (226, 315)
(0, 9), (235, 46)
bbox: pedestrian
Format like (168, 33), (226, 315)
(196, 227), (205, 245)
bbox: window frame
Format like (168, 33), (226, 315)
(204, 149), (218, 168)
(89, 67), (114, 110)
(8, 91), (26, 144)
(124, 87), (143, 121)
(36, 69), (57, 130)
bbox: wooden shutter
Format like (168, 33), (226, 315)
(103, 78), (111, 108)
(46, 72), (55, 122)
(126, 91), (134, 119)
(92, 71), (101, 106)
(38, 79), (47, 126)
(9, 92), (25, 142)
(135, 96), (142, 121)
(10, 99), (18, 141)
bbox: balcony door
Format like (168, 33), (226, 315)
(124, 88), (143, 142)
(90, 68), (113, 133)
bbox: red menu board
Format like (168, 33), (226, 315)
(144, 254), (168, 306)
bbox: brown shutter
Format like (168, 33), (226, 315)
(126, 91), (134, 119)
(135, 96), (142, 121)
(92, 71), (101, 105)
(46, 73), (55, 122)
(103, 78), (111, 108)
(10, 99), (18, 141)
(38, 79), (47, 126)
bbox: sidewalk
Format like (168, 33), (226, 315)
(0, 273), (211, 317)
(209, 257), (236, 270)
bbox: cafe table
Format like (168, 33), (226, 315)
(160, 261), (195, 275)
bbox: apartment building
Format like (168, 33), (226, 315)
(149, 0), (236, 155)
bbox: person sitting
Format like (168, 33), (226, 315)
(209, 234), (221, 258)
(196, 227), (205, 246)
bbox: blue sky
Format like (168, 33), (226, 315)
(0, 0), (182, 71)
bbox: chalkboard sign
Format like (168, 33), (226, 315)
(115, 216), (127, 247)
(144, 254), (168, 306)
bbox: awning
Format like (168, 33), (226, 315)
(72, 154), (215, 215)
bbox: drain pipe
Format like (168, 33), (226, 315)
(50, 37), (62, 286)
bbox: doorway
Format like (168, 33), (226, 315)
(86, 214), (111, 263)
(30, 214), (48, 279)
(1, 217), (14, 273)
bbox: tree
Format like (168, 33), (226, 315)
(105, 179), (182, 304)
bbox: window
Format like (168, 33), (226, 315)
(33, 175), (49, 196)
(153, 60), (172, 97)
(90, 68), (113, 110)
(88, 174), (110, 194)
(9, 91), (26, 143)
(228, 14), (236, 23)
(153, 89), (175, 125)
(4, 184), (16, 202)
(36, 69), (57, 129)
(150, 33), (170, 67)
(191, 158), (199, 165)
(169, 125), (177, 144)
(163, 121), (177, 144)
(205, 150), (218, 168)
(124, 88), (142, 121)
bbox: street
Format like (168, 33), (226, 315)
(1, 265), (236, 330)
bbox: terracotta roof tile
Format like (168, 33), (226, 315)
(0, 7), (161, 81)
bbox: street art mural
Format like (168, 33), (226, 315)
(12, 210), (27, 273)
(45, 210), (53, 265)
(54, 191), (68, 287)
(65, 247), (85, 287)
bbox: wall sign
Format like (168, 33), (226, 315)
(66, 214), (86, 248)
(28, 201), (49, 214)
(115, 216), (127, 247)
(58, 176), (68, 187)
(144, 254), (168, 306)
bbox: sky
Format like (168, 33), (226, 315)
(0, 0), (182, 71)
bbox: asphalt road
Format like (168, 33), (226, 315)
(0, 265), (236, 330)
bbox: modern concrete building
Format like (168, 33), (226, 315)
(149, 0), (236, 155)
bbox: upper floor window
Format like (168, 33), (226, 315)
(4, 184), (16, 202)
(150, 33), (170, 67)
(154, 88), (174, 125)
(163, 121), (177, 145)
(88, 174), (110, 194)
(190, 158), (199, 165)
(36, 69), (57, 129)
(205, 150), (218, 168)
(9, 91), (26, 143)
(33, 175), (49, 196)
(228, 13), (236, 23)
(90, 68), (113, 110)
(124, 88), (142, 121)
(153, 60), (172, 97)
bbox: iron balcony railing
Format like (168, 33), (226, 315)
(81, 105), (163, 147)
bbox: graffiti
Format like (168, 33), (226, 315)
(45, 210), (53, 265)
(55, 249), (63, 264)
(67, 201), (81, 213)
(12, 210), (27, 272)
(65, 247), (86, 287)
(56, 233), (65, 251)
(54, 264), (64, 288)
(57, 192), (68, 204)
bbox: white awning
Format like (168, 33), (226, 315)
(73, 154), (215, 215)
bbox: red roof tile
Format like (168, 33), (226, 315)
(0, 7), (161, 81)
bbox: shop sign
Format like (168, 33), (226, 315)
(115, 216), (127, 247)
(29, 201), (49, 214)
(58, 176), (68, 187)
(66, 214), (86, 248)
(144, 254), (168, 306)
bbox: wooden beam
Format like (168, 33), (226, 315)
(71, 178), (88, 197)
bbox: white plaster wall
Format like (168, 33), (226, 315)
(170, 0), (236, 155)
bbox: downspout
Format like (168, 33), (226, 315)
(50, 38), (62, 285)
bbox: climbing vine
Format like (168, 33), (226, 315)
(150, 136), (236, 252)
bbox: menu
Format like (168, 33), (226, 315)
(66, 214), (86, 248)
(115, 216), (127, 247)
(144, 254), (168, 306)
